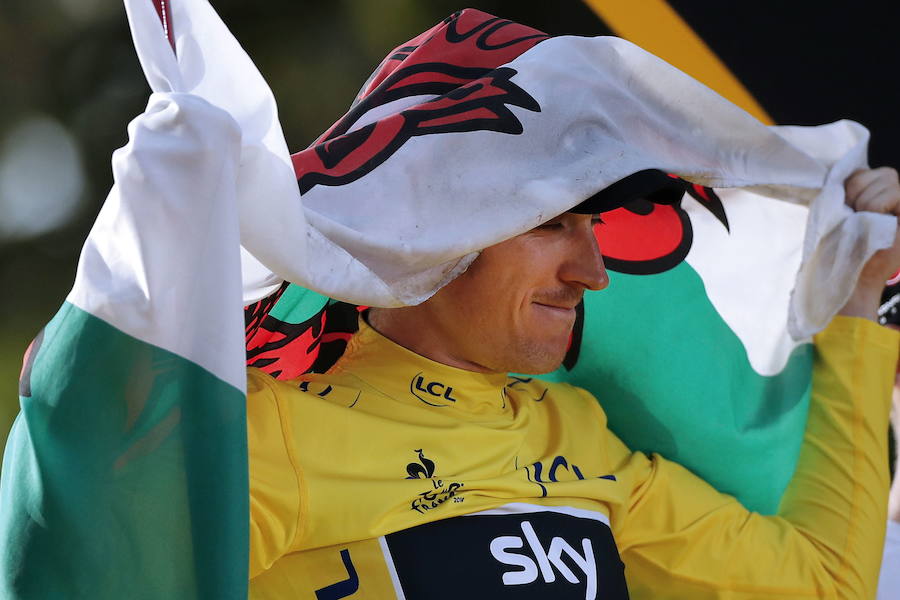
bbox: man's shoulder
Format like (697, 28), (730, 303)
(247, 367), (363, 406)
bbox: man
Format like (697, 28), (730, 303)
(1, 5), (896, 600)
(246, 167), (900, 599)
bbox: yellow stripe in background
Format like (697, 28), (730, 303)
(583, 0), (773, 124)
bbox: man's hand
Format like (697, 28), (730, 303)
(839, 167), (900, 321)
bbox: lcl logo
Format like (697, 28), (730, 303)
(409, 372), (459, 406)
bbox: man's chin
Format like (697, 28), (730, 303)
(519, 362), (564, 376)
(509, 344), (568, 375)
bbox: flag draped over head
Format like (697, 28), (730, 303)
(248, 7), (892, 335)
(1, 1), (898, 598)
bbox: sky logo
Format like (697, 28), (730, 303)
(489, 520), (597, 600)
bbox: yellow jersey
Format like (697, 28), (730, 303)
(248, 316), (897, 599)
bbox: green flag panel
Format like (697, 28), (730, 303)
(0, 303), (248, 599)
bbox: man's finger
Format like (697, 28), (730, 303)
(846, 167), (900, 212)
(846, 169), (887, 208)
(852, 182), (900, 215)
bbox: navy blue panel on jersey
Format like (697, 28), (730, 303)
(384, 508), (629, 599)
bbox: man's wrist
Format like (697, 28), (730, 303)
(838, 284), (882, 321)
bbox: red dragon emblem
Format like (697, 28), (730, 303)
(294, 65), (541, 194)
(291, 9), (547, 194)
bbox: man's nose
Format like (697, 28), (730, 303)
(561, 223), (609, 291)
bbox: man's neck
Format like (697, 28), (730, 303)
(366, 307), (495, 374)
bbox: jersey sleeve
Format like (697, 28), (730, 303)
(246, 368), (306, 579)
(608, 316), (898, 599)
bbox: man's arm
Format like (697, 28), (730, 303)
(246, 368), (305, 579)
(610, 316), (896, 598)
(609, 167), (900, 598)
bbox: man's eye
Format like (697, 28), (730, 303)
(535, 221), (564, 230)
(591, 216), (605, 226)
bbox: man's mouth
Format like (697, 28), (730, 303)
(531, 302), (577, 318)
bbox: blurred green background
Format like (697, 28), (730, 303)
(0, 0), (611, 463)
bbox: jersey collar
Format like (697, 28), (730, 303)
(332, 318), (511, 415)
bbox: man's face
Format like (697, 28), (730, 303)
(418, 212), (608, 374)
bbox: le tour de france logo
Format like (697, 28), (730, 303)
(405, 449), (465, 514)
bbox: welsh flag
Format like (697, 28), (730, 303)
(244, 7), (890, 518)
(1, 1), (894, 598)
